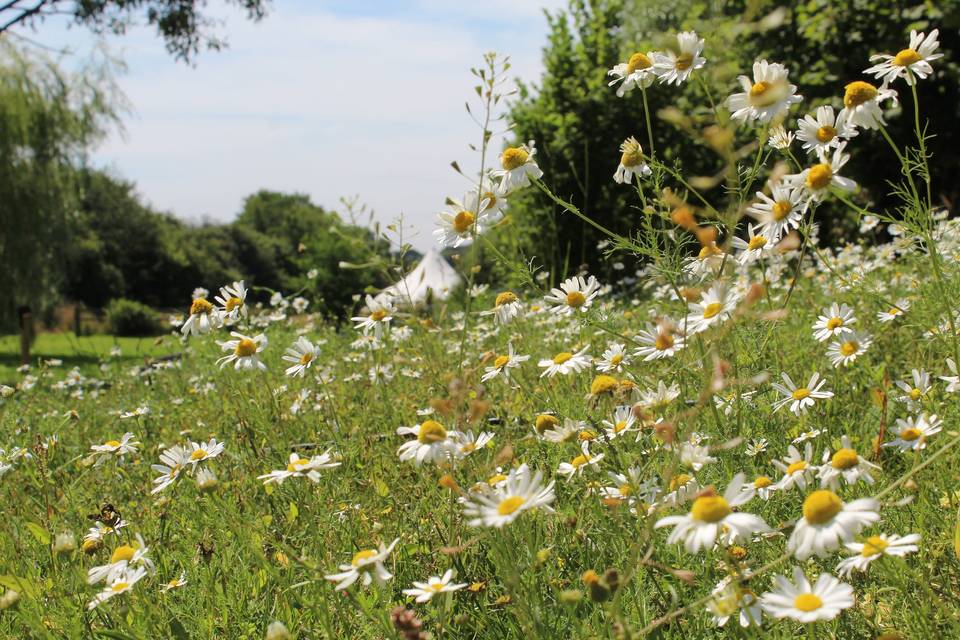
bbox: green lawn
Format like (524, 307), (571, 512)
(0, 333), (180, 381)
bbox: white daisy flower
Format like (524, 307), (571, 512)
(679, 442), (716, 472)
(186, 438), (225, 465)
(633, 322), (684, 360)
(396, 420), (461, 466)
(90, 433), (139, 466)
(452, 431), (495, 458)
(864, 29), (942, 86)
(557, 441), (604, 481)
(600, 468), (659, 506)
(836, 533), (920, 577)
(767, 123), (794, 150)
(840, 80), (898, 130)
(817, 436), (880, 489)
(760, 567), (853, 623)
(784, 143), (857, 201)
(940, 358), (960, 393)
(731, 223), (774, 264)
(613, 136), (652, 184)
(651, 31), (706, 86)
(402, 569), (468, 603)
(654, 473), (770, 553)
(282, 336), (319, 378)
(747, 182), (806, 242)
(707, 578), (763, 628)
(87, 566), (148, 610)
(772, 443), (817, 491)
(180, 297), (222, 337)
(684, 284), (739, 335)
(788, 489), (880, 560)
(883, 413), (942, 452)
(640, 380), (681, 413)
(538, 417), (585, 443)
(894, 368), (932, 410)
(607, 52), (656, 96)
(812, 303), (857, 342)
(772, 372), (833, 415)
(826, 331), (872, 368)
(543, 275), (602, 316)
(796, 105), (857, 155)
(740, 474), (777, 501)
(462, 464), (555, 528)
(257, 450), (341, 485)
(481, 344), (530, 382)
(726, 59), (802, 123)
(214, 280), (247, 325)
(216, 332), (267, 371)
(491, 140), (543, 194)
(160, 571), (188, 593)
(324, 538), (399, 591)
(596, 343), (629, 373)
(150, 444), (190, 494)
(602, 405), (637, 440)
(877, 299), (909, 323)
(351, 294), (394, 337)
(433, 194), (500, 248)
(482, 291), (523, 325)
(88, 534), (154, 585)
(538, 347), (592, 378)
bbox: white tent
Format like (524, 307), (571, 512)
(383, 248), (462, 305)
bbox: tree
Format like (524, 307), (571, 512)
(0, 0), (271, 62)
(0, 43), (121, 331)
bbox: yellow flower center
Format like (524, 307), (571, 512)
(887, 308), (901, 316)
(566, 291), (587, 308)
(621, 148), (643, 167)
(690, 495), (731, 523)
(748, 80), (784, 107)
(747, 235), (767, 250)
(613, 421), (628, 433)
(591, 375), (618, 395)
(235, 338), (258, 357)
(453, 211), (476, 234)
(418, 420), (448, 444)
(571, 454), (590, 469)
(909, 388), (922, 401)
(553, 352), (573, 365)
(826, 317), (844, 330)
(287, 458), (310, 472)
(110, 545), (136, 563)
(498, 496), (526, 515)
(894, 48), (922, 67)
(351, 549), (378, 568)
(772, 200), (792, 221)
(625, 52), (652, 74)
(806, 163), (833, 190)
(618, 483), (633, 496)
(802, 489), (843, 525)
(786, 460), (808, 475)
(754, 476), (772, 489)
(487, 473), (507, 486)
(844, 81), (879, 109)
(493, 355), (511, 370)
(675, 53), (694, 71)
(792, 388), (810, 401)
(669, 473), (692, 490)
(816, 125), (837, 143)
(698, 244), (721, 259)
(501, 147), (529, 171)
(900, 427), (922, 441)
(794, 593), (823, 612)
(655, 333), (674, 351)
(831, 448), (860, 469)
(861, 535), (889, 556)
(702, 302), (723, 319)
(225, 296), (243, 312)
(535, 414), (559, 434)
(495, 291), (517, 307)
(190, 298), (213, 316)
(839, 341), (859, 357)
(190, 449), (208, 461)
(104, 440), (121, 448)
(578, 430), (597, 441)
(110, 582), (130, 592)
(369, 309), (388, 322)
(610, 354), (623, 366)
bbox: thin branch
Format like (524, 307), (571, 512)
(0, 0), (54, 33)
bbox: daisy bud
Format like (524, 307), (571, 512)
(82, 537), (102, 554)
(559, 589), (583, 604)
(581, 569), (601, 586)
(695, 225), (717, 247)
(52, 532), (76, 555)
(590, 375), (619, 396)
(265, 621), (291, 640)
(535, 414), (560, 435)
(0, 589), (20, 610)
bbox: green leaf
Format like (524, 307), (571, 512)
(95, 632), (140, 640)
(24, 522), (50, 545)
(0, 575), (38, 599)
(374, 478), (390, 498)
(954, 516), (960, 558)
(286, 501), (299, 523)
(169, 619), (190, 640)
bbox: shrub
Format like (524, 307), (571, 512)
(106, 298), (161, 336)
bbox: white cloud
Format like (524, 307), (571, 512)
(25, 1), (566, 249)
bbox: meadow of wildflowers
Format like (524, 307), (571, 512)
(2, 26), (960, 640)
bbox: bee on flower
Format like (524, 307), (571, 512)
(491, 140), (543, 193)
(544, 275), (602, 316)
(324, 538), (399, 591)
(281, 336), (320, 377)
(462, 464), (555, 527)
(257, 450), (340, 484)
(613, 136), (652, 184)
(89, 433), (139, 466)
(836, 532), (920, 577)
(759, 567), (853, 623)
(216, 332), (268, 370)
(607, 51), (657, 96)
(402, 569), (468, 603)
(651, 31), (706, 86)
(796, 105), (857, 155)
(726, 59), (802, 124)
(214, 280), (247, 325)
(654, 473), (770, 553)
(864, 29), (941, 86)
(772, 372), (834, 415)
(817, 436), (880, 489)
(883, 413), (942, 452)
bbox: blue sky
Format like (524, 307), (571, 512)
(14, 0), (566, 249)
